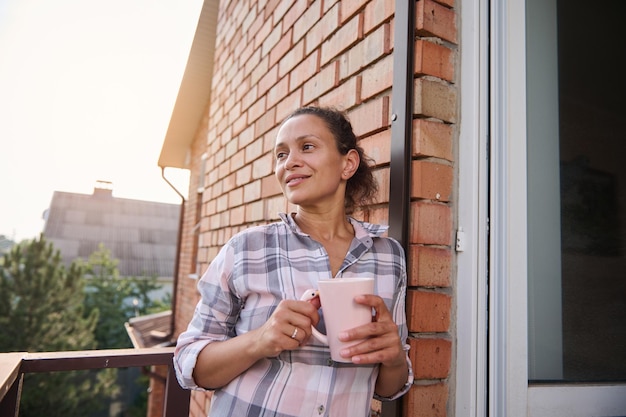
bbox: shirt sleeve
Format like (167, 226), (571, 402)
(173, 242), (243, 390)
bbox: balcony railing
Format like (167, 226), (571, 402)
(0, 347), (190, 417)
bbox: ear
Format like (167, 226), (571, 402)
(342, 149), (360, 179)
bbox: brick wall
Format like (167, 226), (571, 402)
(173, 1), (458, 416)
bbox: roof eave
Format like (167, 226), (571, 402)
(158, 0), (218, 170)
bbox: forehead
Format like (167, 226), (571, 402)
(275, 114), (332, 145)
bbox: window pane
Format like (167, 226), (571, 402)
(528, 0), (626, 382)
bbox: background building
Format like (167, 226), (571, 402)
(43, 180), (180, 297)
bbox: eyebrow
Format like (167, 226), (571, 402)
(274, 134), (321, 149)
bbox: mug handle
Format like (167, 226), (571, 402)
(300, 289), (328, 345)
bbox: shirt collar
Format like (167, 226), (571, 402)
(278, 212), (389, 241)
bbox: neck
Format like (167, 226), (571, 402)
(293, 208), (353, 241)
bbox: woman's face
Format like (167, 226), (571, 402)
(274, 114), (357, 210)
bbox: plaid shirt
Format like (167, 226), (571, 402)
(174, 213), (413, 417)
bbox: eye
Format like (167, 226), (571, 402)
(275, 151), (287, 160)
(302, 143), (314, 151)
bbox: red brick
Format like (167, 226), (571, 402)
(245, 138), (263, 164)
(411, 160), (453, 201)
(406, 290), (451, 332)
(258, 64), (278, 96)
(293, 2), (321, 44)
(340, 0), (363, 23)
(416, 0), (457, 44)
(408, 337), (452, 379)
(267, 76), (289, 109)
(415, 39), (455, 82)
(264, 0), (280, 20)
(289, 50), (319, 90)
(340, 24), (390, 80)
(303, 61), (338, 104)
(403, 383), (448, 417)
(360, 53), (393, 100)
(271, 0), (292, 25)
(251, 55), (270, 86)
(230, 205), (245, 226)
(412, 119), (453, 161)
(231, 112), (247, 138)
(309, 3), (341, 56)
(252, 152), (274, 179)
(245, 200), (265, 222)
(278, 39), (305, 78)
(270, 28), (293, 67)
(254, 16), (273, 50)
(228, 187), (243, 207)
(414, 78), (457, 123)
(408, 245), (452, 287)
(319, 75), (359, 109)
(276, 88), (303, 123)
(321, 13), (361, 65)
(247, 96), (267, 125)
(372, 166), (390, 205)
(410, 201), (452, 245)
(254, 106), (277, 137)
(265, 195), (288, 219)
(364, 0), (395, 33)
(236, 164), (252, 187)
(282, 0), (308, 32)
(348, 96), (390, 138)
(359, 129), (391, 166)
(367, 206), (390, 227)
(243, 180), (261, 203)
(261, 174), (282, 199)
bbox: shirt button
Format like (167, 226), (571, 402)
(327, 358), (334, 366)
(317, 405), (325, 414)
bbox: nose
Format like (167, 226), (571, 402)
(283, 150), (301, 170)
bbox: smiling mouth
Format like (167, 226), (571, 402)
(286, 175), (309, 185)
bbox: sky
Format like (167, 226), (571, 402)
(0, 0), (203, 242)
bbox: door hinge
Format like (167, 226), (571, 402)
(455, 227), (466, 252)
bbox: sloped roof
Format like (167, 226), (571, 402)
(43, 187), (180, 278)
(125, 310), (173, 348)
(158, 0), (218, 169)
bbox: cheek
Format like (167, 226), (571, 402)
(274, 163), (284, 183)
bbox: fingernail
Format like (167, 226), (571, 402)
(340, 348), (350, 357)
(338, 331), (348, 341)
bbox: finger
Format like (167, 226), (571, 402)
(340, 333), (404, 365)
(339, 321), (399, 343)
(354, 294), (392, 322)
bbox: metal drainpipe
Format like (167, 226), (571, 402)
(383, 0), (415, 415)
(161, 167), (186, 342)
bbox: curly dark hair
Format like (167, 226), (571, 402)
(283, 106), (378, 213)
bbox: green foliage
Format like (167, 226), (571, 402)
(0, 235), (98, 352)
(0, 235), (118, 417)
(80, 244), (170, 349)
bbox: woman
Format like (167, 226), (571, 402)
(174, 106), (413, 416)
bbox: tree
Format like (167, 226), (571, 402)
(0, 235), (118, 417)
(81, 244), (170, 349)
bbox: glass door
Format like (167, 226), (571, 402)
(486, 0), (626, 415)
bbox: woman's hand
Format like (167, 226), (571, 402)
(336, 294), (409, 398)
(336, 295), (405, 367)
(251, 299), (320, 358)
(193, 298), (320, 389)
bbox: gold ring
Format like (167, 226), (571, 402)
(290, 327), (298, 339)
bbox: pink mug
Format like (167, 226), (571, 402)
(300, 277), (375, 362)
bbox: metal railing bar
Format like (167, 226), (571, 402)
(20, 347), (175, 373)
(0, 352), (26, 403)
